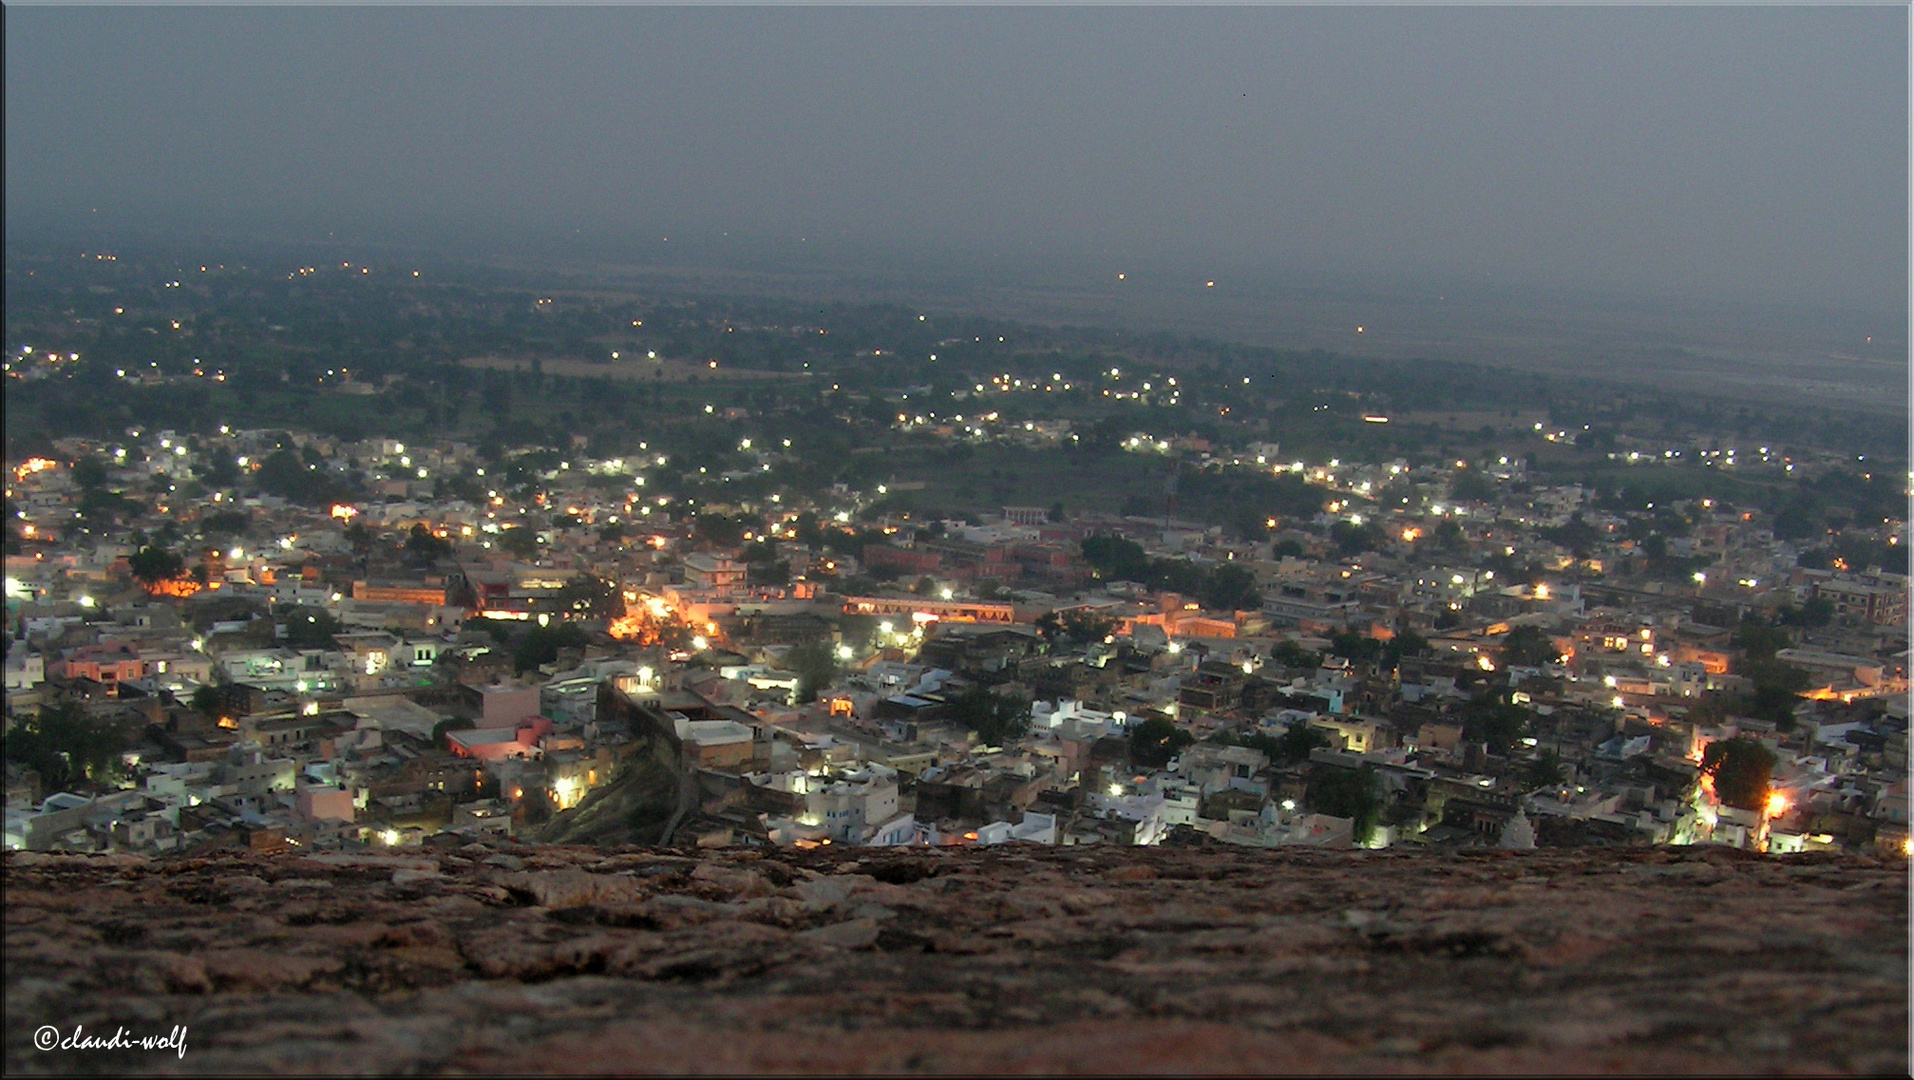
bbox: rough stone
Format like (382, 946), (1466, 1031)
(3, 845), (1905, 1075)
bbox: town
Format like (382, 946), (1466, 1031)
(6, 303), (1907, 860)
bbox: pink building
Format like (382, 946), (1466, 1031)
(476, 681), (542, 727)
(295, 785), (356, 823)
(449, 717), (555, 762)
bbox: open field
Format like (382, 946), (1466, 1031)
(550, 261), (1909, 418)
(461, 355), (810, 383)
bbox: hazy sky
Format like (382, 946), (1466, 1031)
(5, 6), (1906, 311)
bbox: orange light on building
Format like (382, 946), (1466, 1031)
(330, 504), (358, 520)
(1766, 792), (1789, 818)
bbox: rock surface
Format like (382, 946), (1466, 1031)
(5, 844), (1906, 1074)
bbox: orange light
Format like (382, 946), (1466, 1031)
(1766, 792), (1789, 817)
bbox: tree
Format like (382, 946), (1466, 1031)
(1305, 764), (1380, 844)
(1740, 660), (1812, 731)
(1700, 736), (1777, 812)
(1329, 520), (1389, 557)
(499, 526), (541, 559)
(283, 606), (343, 649)
(945, 684), (1028, 746)
(199, 509), (250, 537)
(747, 560), (791, 587)
(1081, 535), (1151, 583)
(189, 685), (222, 716)
(1037, 609), (1119, 649)
(786, 638), (838, 704)
(1522, 748), (1566, 791)
(1130, 717), (1194, 769)
(1731, 617), (1791, 663)
(693, 512), (750, 547)
(1202, 564), (1260, 612)
(1460, 696), (1530, 757)
(1270, 640), (1320, 669)
(3, 700), (128, 790)
(1328, 628), (1380, 664)
(431, 716), (476, 751)
(1499, 625), (1558, 668)
(1777, 597), (1834, 629)
(70, 454), (110, 492)
(405, 523), (453, 562)
(555, 573), (620, 619)
(513, 623), (590, 675)
(255, 448), (344, 506)
(127, 545), (186, 589)
(1380, 629), (1429, 671)
(1273, 722), (1331, 764)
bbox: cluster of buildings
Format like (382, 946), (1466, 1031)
(4, 424), (1907, 860)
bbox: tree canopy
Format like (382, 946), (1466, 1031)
(1499, 625), (1559, 668)
(282, 606), (343, 649)
(944, 684), (1028, 746)
(1129, 717), (1194, 770)
(785, 638), (838, 704)
(1701, 736), (1777, 812)
(3, 701), (129, 791)
(127, 545), (186, 588)
(1305, 764), (1380, 844)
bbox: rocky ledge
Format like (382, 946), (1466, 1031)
(5, 844), (1906, 1074)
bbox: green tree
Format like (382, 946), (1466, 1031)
(1499, 625), (1559, 668)
(1460, 696), (1530, 757)
(1305, 764), (1380, 844)
(786, 638), (839, 704)
(1731, 617), (1791, 663)
(1777, 597), (1834, 629)
(189, 685), (221, 716)
(1129, 717), (1194, 769)
(431, 716), (477, 750)
(70, 454), (110, 492)
(499, 526), (541, 558)
(513, 623), (590, 675)
(1081, 535), (1151, 583)
(405, 523), (453, 561)
(1329, 520), (1389, 557)
(3, 700), (128, 790)
(1037, 609), (1119, 649)
(1273, 722), (1331, 764)
(1380, 629), (1429, 670)
(1271, 640), (1320, 668)
(1700, 736), (1777, 812)
(283, 606), (343, 649)
(1328, 628), (1380, 664)
(1202, 564), (1260, 612)
(1522, 748), (1566, 791)
(127, 545), (186, 589)
(944, 684), (1028, 746)
(555, 573), (620, 619)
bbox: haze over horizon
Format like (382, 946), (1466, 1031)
(5, 6), (1907, 319)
